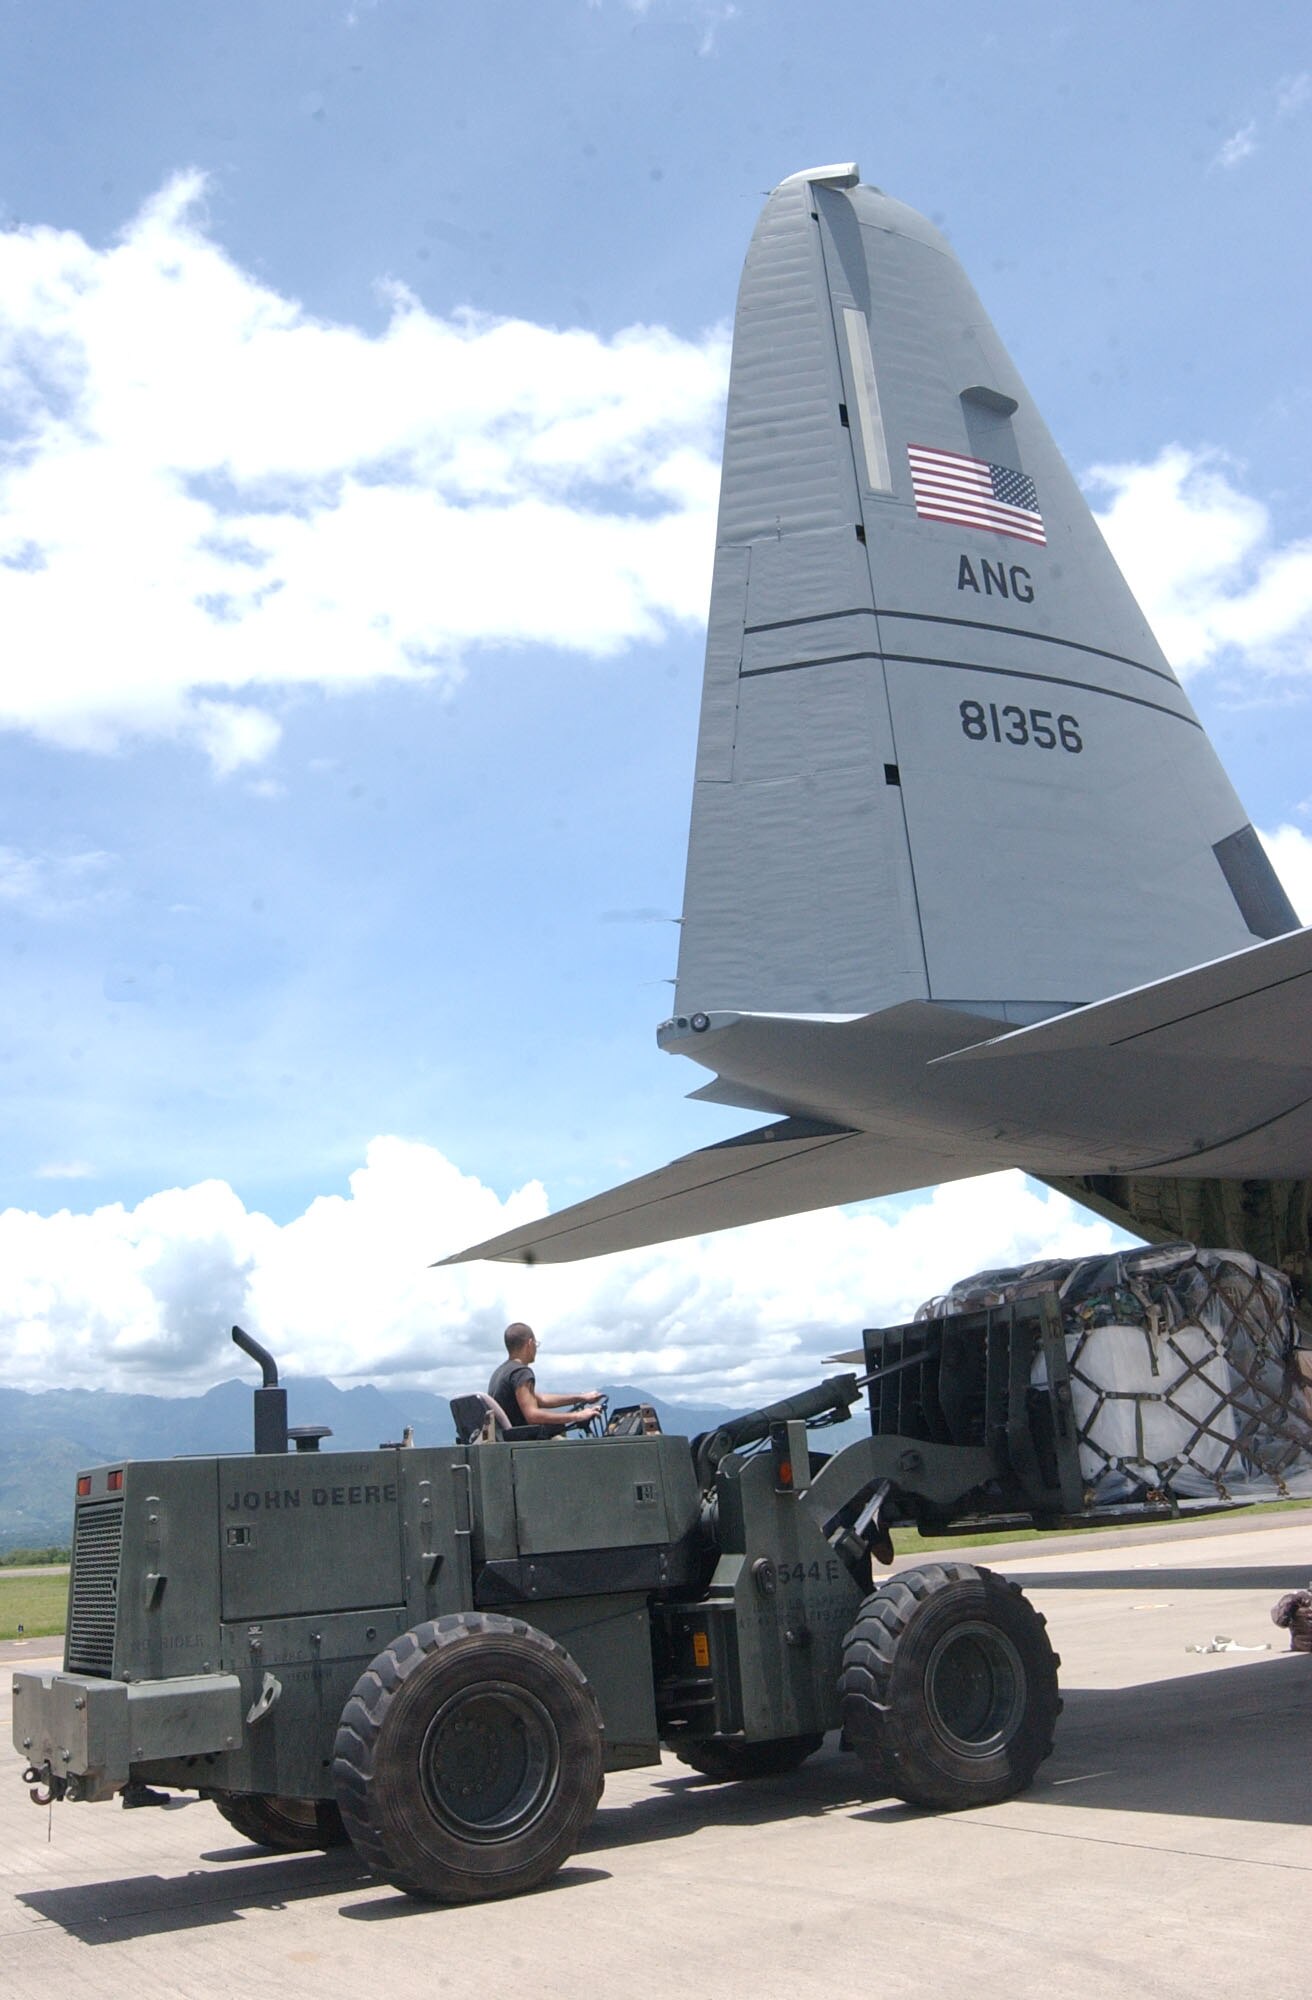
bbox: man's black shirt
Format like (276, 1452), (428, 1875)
(487, 1359), (534, 1429)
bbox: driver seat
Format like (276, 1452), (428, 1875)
(449, 1393), (551, 1444)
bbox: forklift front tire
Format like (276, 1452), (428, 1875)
(840, 1562), (1061, 1809)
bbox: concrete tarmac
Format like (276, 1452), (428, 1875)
(2, 1515), (1308, 2000)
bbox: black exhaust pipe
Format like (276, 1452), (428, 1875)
(232, 1325), (289, 1454)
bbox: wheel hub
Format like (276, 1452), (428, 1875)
(418, 1680), (560, 1843)
(923, 1621), (1027, 1757)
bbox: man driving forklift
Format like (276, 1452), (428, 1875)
(487, 1323), (603, 1435)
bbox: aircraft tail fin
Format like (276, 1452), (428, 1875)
(673, 165), (1294, 1035)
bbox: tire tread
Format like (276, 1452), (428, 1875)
(840, 1561), (1062, 1809)
(332, 1611), (603, 1902)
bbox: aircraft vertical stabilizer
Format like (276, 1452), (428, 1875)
(674, 165), (1295, 1027)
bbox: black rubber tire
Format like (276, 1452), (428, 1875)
(674, 1733), (824, 1780)
(332, 1613), (605, 1903)
(840, 1562), (1062, 1809)
(210, 1791), (349, 1851)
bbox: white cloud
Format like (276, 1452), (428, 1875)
(1212, 71), (1310, 169)
(0, 845), (114, 916)
(1215, 121), (1258, 169)
(0, 1137), (1123, 1401)
(0, 175), (728, 770)
(33, 1161), (95, 1181)
(1087, 446), (1312, 685)
(1260, 823), (1312, 924)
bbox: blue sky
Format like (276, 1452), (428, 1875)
(1, 1), (1311, 1400)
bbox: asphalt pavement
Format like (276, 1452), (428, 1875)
(2, 1515), (1308, 2000)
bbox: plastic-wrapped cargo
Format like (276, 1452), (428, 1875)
(918, 1243), (1312, 1506)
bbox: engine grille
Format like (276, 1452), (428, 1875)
(65, 1500), (123, 1674)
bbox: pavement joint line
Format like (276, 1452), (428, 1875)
(949, 1815), (1312, 1872)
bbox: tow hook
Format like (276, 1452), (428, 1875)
(23, 1764), (67, 1806)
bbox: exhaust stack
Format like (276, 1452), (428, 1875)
(231, 1324), (289, 1454)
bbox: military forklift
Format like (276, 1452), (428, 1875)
(14, 1294), (1109, 1902)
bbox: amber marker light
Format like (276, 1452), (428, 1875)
(107, 1469), (123, 1491)
(76, 1475), (91, 1497)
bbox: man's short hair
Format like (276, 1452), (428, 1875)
(504, 1321), (534, 1356)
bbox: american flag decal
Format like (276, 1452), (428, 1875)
(906, 444), (1046, 546)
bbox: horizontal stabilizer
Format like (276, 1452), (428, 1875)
(937, 926), (1312, 1070)
(440, 1117), (962, 1265)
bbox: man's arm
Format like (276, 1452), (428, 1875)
(515, 1382), (598, 1429)
(534, 1388), (602, 1410)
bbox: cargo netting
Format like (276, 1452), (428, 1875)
(918, 1243), (1312, 1506)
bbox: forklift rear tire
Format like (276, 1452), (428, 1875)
(210, 1791), (349, 1851)
(332, 1613), (605, 1902)
(840, 1562), (1061, 1809)
(673, 1733), (824, 1780)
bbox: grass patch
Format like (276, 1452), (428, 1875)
(0, 1570), (69, 1641)
(892, 1494), (1312, 1555)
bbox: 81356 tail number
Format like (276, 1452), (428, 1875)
(960, 700), (1081, 752)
